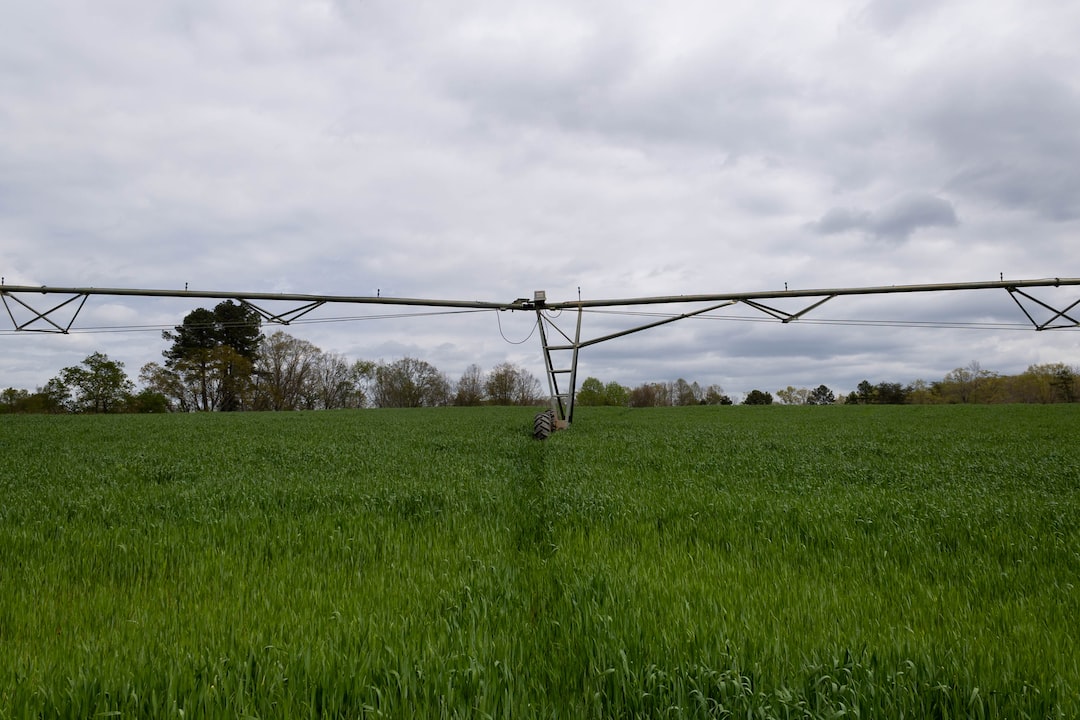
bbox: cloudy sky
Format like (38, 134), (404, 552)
(2, 0), (1079, 399)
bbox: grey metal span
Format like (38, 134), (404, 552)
(3, 277), (1079, 434)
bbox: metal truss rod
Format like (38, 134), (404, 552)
(241, 299), (328, 325)
(1, 291), (89, 333)
(2, 277), (1079, 313)
(535, 301), (737, 425)
(546, 301), (739, 351)
(1007, 287), (1080, 330)
(536, 277), (1080, 310)
(2, 278), (1079, 336)
(740, 295), (837, 323)
(0, 285), (513, 310)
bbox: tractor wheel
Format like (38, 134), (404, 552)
(533, 410), (555, 440)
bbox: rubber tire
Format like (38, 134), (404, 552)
(533, 410), (554, 440)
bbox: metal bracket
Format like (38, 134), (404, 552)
(536, 300), (737, 425)
(1007, 286), (1080, 330)
(740, 295), (837, 323)
(1, 290), (89, 333)
(240, 299), (327, 325)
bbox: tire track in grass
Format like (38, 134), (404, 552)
(510, 430), (558, 557)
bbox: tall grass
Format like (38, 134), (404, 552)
(1, 405), (1077, 717)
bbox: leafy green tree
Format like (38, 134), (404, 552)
(162, 300), (263, 411)
(942, 364), (975, 403)
(576, 377), (631, 406)
(126, 388), (170, 413)
(1050, 364), (1076, 402)
(0, 387), (62, 413)
(807, 385), (835, 405)
(0, 388), (28, 413)
(17, 385), (66, 413)
(164, 301), (262, 362)
(1013, 363), (1077, 403)
(603, 381), (629, 406)
(576, 377), (606, 406)
(36, 377), (71, 413)
(57, 352), (134, 413)
(743, 389), (773, 405)
(875, 382), (908, 404)
(905, 379), (938, 405)
(855, 380), (875, 404)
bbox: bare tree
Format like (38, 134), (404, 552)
(628, 382), (674, 407)
(454, 364), (486, 406)
(372, 357), (450, 408)
(942, 361), (996, 403)
(485, 363), (541, 405)
(776, 386), (810, 405)
(674, 378), (702, 406)
(512, 366), (542, 405)
(253, 331), (321, 411)
(703, 384), (731, 405)
(309, 352), (369, 409)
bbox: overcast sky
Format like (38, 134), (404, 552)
(3, 0), (1079, 399)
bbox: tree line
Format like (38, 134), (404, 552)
(573, 381), (832, 407)
(552, 361), (1079, 409)
(576, 377), (734, 407)
(2, 302), (1077, 413)
(839, 361), (1079, 405)
(0, 301), (546, 414)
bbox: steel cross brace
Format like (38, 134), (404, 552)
(239, 299), (327, 325)
(1007, 287), (1080, 330)
(739, 295), (837, 323)
(0, 291), (89, 333)
(536, 300), (737, 425)
(0, 291), (330, 332)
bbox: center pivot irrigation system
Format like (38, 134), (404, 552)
(3, 277), (1080, 437)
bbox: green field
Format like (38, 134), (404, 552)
(1, 405), (1078, 718)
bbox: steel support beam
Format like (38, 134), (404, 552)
(532, 277), (1080, 311)
(2, 277), (1079, 316)
(3, 277), (1079, 428)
